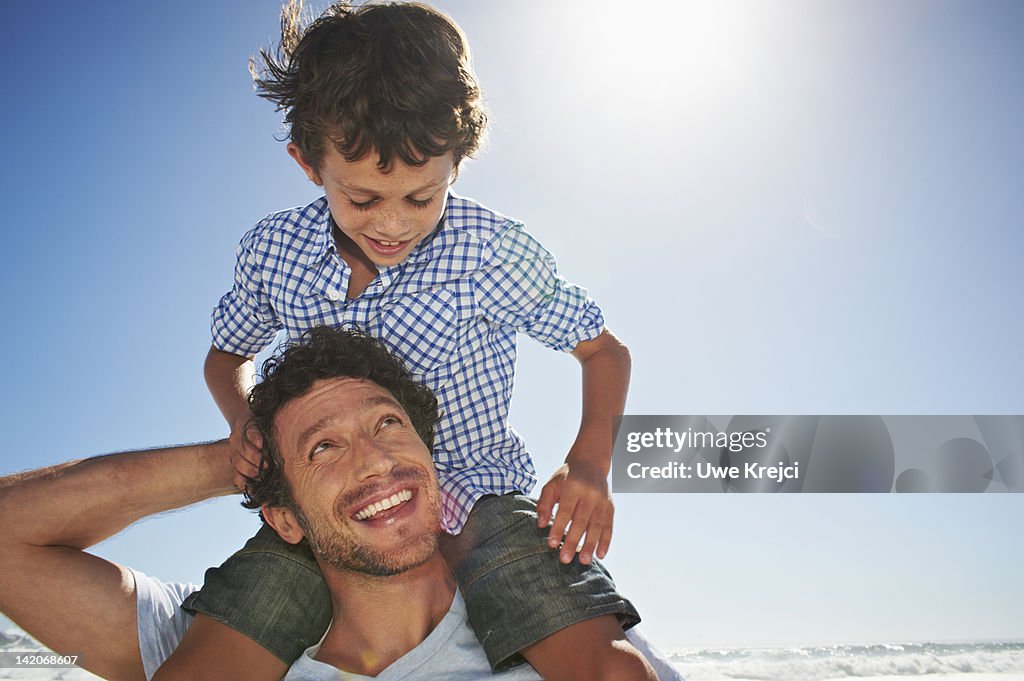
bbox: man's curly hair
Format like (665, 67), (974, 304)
(241, 326), (439, 510)
(251, 0), (488, 172)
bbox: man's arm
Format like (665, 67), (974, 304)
(537, 328), (631, 564)
(0, 441), (235, 681)
(152, 349), (290, 681)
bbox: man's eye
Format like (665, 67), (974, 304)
(380, 415), (402, 429)
(310, 441), (332, 459)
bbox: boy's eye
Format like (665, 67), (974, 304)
(349, 198), (378, 211)
(347, 196), (434, 211)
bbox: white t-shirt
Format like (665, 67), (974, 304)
(131, 569), (199, 680)
(131, 569), (683, 680)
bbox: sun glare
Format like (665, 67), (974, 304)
(565, 0), (764, 114)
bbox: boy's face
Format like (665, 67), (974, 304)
(289, 143), (455, 268)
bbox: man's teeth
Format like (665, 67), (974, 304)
(354, 489), (413, 520)
(375, 239), (401, 246)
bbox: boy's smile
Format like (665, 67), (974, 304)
(289, 143), (455, 270)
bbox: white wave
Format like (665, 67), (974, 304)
(4, 625), (1024, 681)
(668, 642), (1024, 680)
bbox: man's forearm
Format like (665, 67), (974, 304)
(0, 440), (235, 551)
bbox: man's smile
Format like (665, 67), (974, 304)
(352, 487), (415, 521)
(338, 464), (432, 529)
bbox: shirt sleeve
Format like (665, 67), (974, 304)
(474, 221), (605, 352)
(210, 232), (282, 357)
(624, 627), (687, 680)
(130, 569), (197, 681)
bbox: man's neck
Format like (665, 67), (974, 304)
(313, 554), (457, 676)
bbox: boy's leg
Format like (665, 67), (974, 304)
(440, 494), (657, 681)
(522, 616), (658, 681)
(154, 523), (331, 681)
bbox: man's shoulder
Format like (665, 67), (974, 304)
(238, 196), (331, 260)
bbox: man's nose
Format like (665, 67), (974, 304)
(352, 433), (397, 480)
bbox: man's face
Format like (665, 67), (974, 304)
(289, 143), (455, 268)
(268, 377), (442, 576)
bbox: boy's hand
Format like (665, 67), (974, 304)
(228, 414), (262, 493)
(536, 460), (613, 566)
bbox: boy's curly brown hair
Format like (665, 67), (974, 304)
(251, 0), (488, 172)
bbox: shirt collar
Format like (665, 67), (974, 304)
(403, 192), (454, 266)
(287, 196), (336, 269)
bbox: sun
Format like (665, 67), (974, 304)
(559, 0), (765, 114)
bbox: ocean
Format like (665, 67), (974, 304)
(2, 626), (1023, 680)
(666, 641), (1024, 680)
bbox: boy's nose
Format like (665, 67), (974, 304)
(374, 209), (406, 239)
(375, 224), (404, 240)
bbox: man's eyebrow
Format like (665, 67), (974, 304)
(296, 414), (337, 456)
(294, 394), (406, 454)
(361, 393), (405, 413)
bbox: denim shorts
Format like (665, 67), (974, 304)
(181, 523), (331, 663)
(439, 494), (640, 670)
(183, 495), (639, 668)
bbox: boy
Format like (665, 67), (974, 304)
(162, 3), (651, 680)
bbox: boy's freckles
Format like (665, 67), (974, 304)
(314, 146), (455, 268)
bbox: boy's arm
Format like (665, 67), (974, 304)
(473, 222), (628, 563)
(207, 226), (286, 489)
(0, 441), (235, 681)
(536, 328), (631, 565)
(204, 345), (263, 490)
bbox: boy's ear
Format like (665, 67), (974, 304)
(287, 143), (322, 185)
(262, 503), (306, 545)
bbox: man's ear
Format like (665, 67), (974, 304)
(287, 143), (321, 185)
(262, 504), (306, 545)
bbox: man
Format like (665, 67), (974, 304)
(0, 328), (681, 680)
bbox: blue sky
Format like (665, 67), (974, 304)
(2, 0), (1022, 651)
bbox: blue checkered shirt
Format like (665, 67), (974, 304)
(212, 193), (605, 532)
